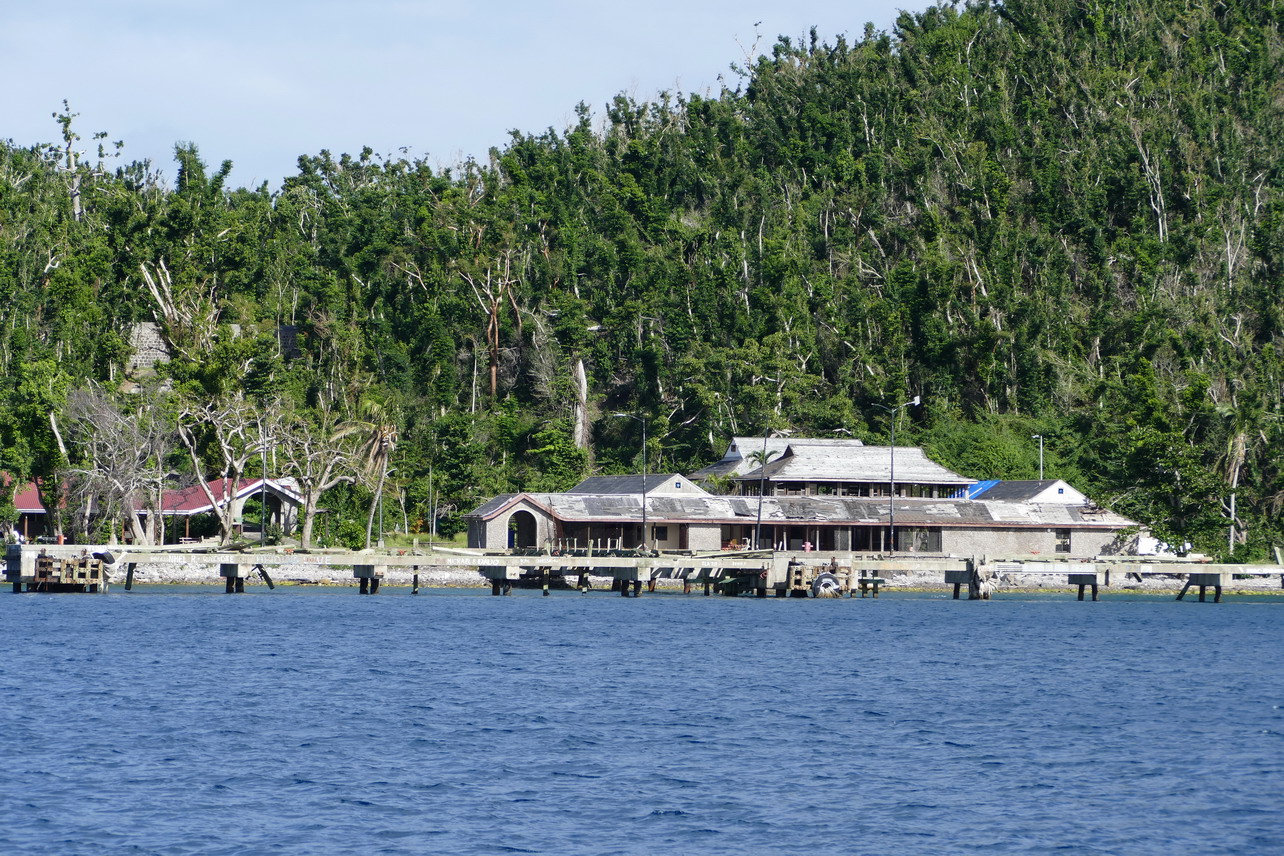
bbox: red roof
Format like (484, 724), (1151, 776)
(13, 481), (47, 513)
(6, 477), (301, 516)
(160, 478), (302, 515)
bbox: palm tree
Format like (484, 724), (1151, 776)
(355, 397), (399, 549)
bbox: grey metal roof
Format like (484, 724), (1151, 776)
(568, 474), (684, 495)
(468, 491), (1134, 530)
(735, 444), (974, 486)
(970, 480), (1063, 501)
(468, 494), (520, 517)
(690, 437), (867, 480)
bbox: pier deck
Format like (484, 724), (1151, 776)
(6, 544), (1282, 601)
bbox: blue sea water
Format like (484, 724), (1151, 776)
(1, 586), (1281, 856)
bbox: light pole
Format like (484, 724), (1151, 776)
(872, 395), (920, 553)
(611, 412), (648, 551)
(1031, 434), (1044, 480)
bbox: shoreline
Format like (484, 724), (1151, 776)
(117, 562), (1284, 595)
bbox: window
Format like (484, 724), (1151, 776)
(652, 525), (669, 541)
(1057, 487), (1064, 495)
(1055, 529), (1071, 553)
(674, 480), (682, 490)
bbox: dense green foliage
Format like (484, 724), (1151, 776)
(1, 0), (1281, 557)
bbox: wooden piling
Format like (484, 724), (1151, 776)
(125, 563), (136, 591)
(412, 570), (419, 595)
(257, 564), (275, 590)
(491, 579), (502, 596)
(359, 577), (370, 595)
(632, 580), (642, 597)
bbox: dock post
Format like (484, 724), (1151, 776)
(503, 581), (513, 595)
(578, 572), (590, 593)
(354, 564), (384, 594)
(647, 578), (657, 593)
(412, 569), (419, 595)
(703, 580), (712, 596)
(1176, 580), (1192, 601)
(542, 568), (550, 597)
(225, 576), (235, 593)
(621, 579), (631, 597)
(682, 578), (692, 595)
(256, 564), (275, 590)
(1214, 585), (1222, 603)
(632, 580), (642, 597)
(491, 580), (502, 596)
(125, 563), (136, 591)
(611, 578), (622, 592)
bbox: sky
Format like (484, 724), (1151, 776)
(3, 1), (910, 190)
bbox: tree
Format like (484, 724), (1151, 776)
(61, 382), (177, 544)
(176, 393), (275, 544)
(276, 407), (360, 549)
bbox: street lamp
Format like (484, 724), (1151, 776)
(1031, 434), (1044, 480)
(611, 412), (648, 551)
(872, 395), (920, 553)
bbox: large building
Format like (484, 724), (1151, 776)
(466, 438), (1137, 559)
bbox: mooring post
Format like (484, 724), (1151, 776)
(412, 568), (419, 595)
(370, 577), (380, 594)
(491, 580), (502, 596)
(577, 572), (590, 593)
(542, 568), (550, 597)
(703, 580), (712, 596)
(125, 563), (136, 591)
(225, 576), (236, 594)
(359, 577), (370, 595)
(632, 579), (642, 597)
(620, 579), (631, 597)
(235, 577), (245, 593)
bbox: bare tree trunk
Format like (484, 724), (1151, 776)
(573, 358), (590, 449)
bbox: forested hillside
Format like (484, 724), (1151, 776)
(1, 0), (1281, 557)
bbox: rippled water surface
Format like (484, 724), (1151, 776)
(2, 586), (1282, 855)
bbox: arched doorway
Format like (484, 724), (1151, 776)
(508, 510), (538, 549)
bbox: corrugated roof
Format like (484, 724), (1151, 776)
(467, 492), (1135, 530)
(736, 444), (974, 486)
(970, 480), (1066, 501)
(690, 437), (866, 479)
(567, 474), (700, 495)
